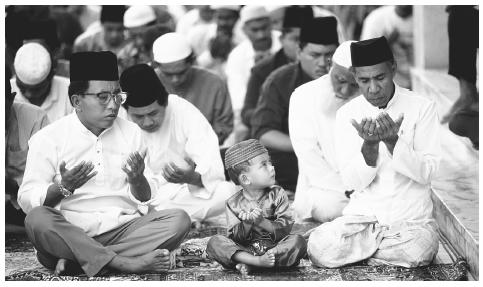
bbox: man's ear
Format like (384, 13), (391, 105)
(239, 173), (250, 185)
(71, 94), (82, 110)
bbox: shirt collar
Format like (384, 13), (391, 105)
(380, 82), (401, 110)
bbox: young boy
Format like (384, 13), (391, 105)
(206, 139), (307, 273)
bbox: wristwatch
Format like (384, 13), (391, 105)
(57, 183), (73, 198)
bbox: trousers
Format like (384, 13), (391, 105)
(206, 234), (307, 269)
(24, 206), (191, 277)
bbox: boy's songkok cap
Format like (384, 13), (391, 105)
(224, 139), (268, 170)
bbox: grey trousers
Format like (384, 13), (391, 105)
(24, 206), (191, 277)
(206, 234), (307, 269)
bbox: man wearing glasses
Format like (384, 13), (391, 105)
(250, 17), (339, 192)
(18, 51), (191, 277)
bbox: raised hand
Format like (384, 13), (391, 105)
(162, 157), (197, 185)
(59, 161), (97, 192)
(122, 151), (146, 183)
(375, 112), (404, 143)
(351, 117), (380, 144)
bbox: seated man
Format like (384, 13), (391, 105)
(289, 41), (360, 223)
(308, 37), (440, 268)
(18, 51), (190, 277)
(11, 42), (72, 123)
(73, 5), (127, 54)
(120, 64), (236, 226)
(152, 32), (234, 145)
(250, 16), (339, 191)
(5, 67), (50, 227)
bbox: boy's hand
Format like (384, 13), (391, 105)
(248, 208), (264, 225)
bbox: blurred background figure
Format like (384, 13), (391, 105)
(191, 5), (243, 79)
(322, 5), (380, 40)
(241, 6), (314, 134)
(11, 42), (72, 123)
(73, 5), (127, 54)
(360, 5), (413, 88)
(250, 16), (340, 192)
(117, 5), (174, 73)
(265, 5), (288, 31)
(5, 66), (50, 229)
(152, 33), (234, 145)
(224, 6), (281, 146)
(176, 5), (214, 36)
(445, 5), (479, 149)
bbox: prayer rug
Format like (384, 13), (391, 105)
(5, 223), (468, 281)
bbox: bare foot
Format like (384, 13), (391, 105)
(109, 249), (172, 274)
(53, 258), (82, 276)
(235, 263), (250, 275)
(54, 258), (68, 276)
(255, 250), (275, 267)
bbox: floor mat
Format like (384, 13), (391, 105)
(5, 223), (468, 281)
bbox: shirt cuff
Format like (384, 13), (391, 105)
(127, 182), (157, 215)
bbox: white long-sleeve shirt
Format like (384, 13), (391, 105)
(136, 95), (227, 205)
(289, 75), (352, 219)
(18, 112), (158, 237)
(335, 84), (441, 225)
(11, 76), (73, 123)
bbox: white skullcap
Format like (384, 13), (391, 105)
(14, 42), (52, 85)
(152, 32), (192, 64)
(124, 5), (156, 28)
(332, 40), (355, 69)
(210, 5), (240, 11)
(240, 6), (269, 25)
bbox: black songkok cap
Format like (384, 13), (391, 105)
(23, 19), (60, 52)
(283, 6), (314, 29)
(350, 36), (394, 67)
(70, 51), (119, 81)
(300, 16), (338, 45)
(100, 5), (126, 24)
(120, 64), (168, 108)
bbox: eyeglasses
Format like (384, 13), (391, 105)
(82, 91), (127, 105)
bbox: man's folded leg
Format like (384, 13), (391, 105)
(24, 206), (117, 277)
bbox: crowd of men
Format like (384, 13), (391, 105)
(5, 5), (478, 277)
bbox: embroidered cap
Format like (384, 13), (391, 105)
(224, 139), (268, 170)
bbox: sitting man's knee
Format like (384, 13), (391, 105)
(25, 206), (55, 230)
(171, 209), (191, 233)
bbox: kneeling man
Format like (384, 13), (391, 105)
(18, 51), (191, 277)
(120, 64), (236, 226)
(308, 37), (441, 268)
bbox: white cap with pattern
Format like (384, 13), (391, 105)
(14, 42), (52, 85)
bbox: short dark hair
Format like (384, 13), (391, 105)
(68, 80), (89, 106)
(226, 161), (251, 185)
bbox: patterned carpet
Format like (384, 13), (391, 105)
(5, 223), (468, 281)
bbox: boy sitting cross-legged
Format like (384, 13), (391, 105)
(206, 139), (306, 274)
